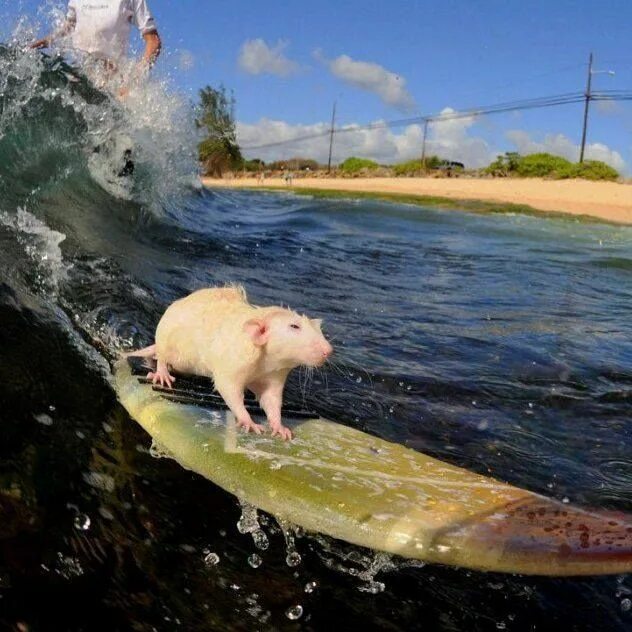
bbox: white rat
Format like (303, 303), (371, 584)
(128, 285), (333, 440)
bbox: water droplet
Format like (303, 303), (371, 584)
(74, 513), (91, 531)
(304, 581), (317, 593)
(286, 552), (302, 567)
(253, 529), (269, 551)
(98, 507), (114, 521)
(203, 551), (220, 567)
(35, 413), (54, 426)
(285, 605), (303, 621)
(562, 497), (570, 504)
(359, 581), (385, 594)
(355, 376), (362, 383)
(622, 598), (631, 612)
(248, 554), (262, 568)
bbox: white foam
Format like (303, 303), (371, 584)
(0, 207), (68, 292)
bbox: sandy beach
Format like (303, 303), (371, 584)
(202, 176), (632, 225)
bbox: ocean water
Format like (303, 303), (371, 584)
(0, 44), (631, 631)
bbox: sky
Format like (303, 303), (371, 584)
(5, 0), (632, 171)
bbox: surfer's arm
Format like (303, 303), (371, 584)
(132, 0), (161, 67)
(140, 31), (162, 67)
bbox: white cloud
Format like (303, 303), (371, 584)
(318, 52), (415, 111)
(237, 108), (496, 167)
(427, 108), (495, 167)
(506, 130), (626, 172)
(238, 39), (298, 76)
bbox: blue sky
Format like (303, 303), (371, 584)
(6, 0), (632, 170)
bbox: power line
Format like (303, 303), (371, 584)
(241, 91), (588, 151)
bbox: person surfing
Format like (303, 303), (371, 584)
(30, 1), (162, 181)
(30, 0), (161, 97)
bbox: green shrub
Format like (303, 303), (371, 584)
(339, 157), (379, 174)
(484, 152), (620, 181)
(242, 158), (265, 172)
(393, 156), (442, 176)
(514, 153), (573, 178)
(484, 152), (521, 176)
(570, 160), (619, 181)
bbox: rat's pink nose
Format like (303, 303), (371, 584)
(322, 343), (333, 359)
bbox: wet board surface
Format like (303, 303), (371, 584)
(114, 358), (632, 576)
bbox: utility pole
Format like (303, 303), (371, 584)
(327, 101), (337, 173)
(420, 118), (429, 171)
(579, 52), (593, 163)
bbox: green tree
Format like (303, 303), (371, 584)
(197, 85), (243, 176)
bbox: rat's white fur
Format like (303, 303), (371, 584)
(141, 285), (333, 440)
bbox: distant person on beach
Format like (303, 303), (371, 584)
(30, 1), (161, 95)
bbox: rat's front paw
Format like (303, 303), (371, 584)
(269, 421), (293, 441)
(236, 418), (264, 435)
(147, 369), (175, 389)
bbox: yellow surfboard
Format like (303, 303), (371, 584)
(114, 359), (632, 576)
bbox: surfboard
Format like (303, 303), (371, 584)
(114, 358), (632, 576)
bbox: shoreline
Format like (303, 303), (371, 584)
(201, 176), (632, 225)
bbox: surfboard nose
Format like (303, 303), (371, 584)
(433, 496), (632, 576)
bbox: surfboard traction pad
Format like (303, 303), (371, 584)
(121, 357), (632, 575)
(127, 356), (317, 419)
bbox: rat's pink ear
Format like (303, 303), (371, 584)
(244, 318), (270, 346)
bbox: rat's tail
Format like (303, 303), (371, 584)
(124, 344), (156, 359)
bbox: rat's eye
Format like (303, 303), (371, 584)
(290, 323), (301, 330)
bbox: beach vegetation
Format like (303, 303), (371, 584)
(242, 158), (265, 172)
(339, 157), (379, 174)
(514, 153), (574, 177)
(569, 160), (619, 181)
(484, 152), (521, 176)
(392, 156), (442, 175)
(197, 85), (243, 177)
(485, 152), (619, 181)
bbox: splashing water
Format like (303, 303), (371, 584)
(236, 501), (270, 551)
(313, 534), (425, 593)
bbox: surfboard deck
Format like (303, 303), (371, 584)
(114, 358), (632, 576)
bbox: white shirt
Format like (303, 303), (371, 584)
(67, 0), (157, 62)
